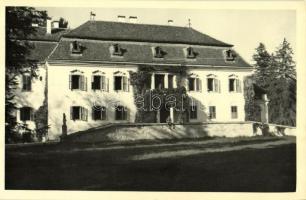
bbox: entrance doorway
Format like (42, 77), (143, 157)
(160, 104), (170, 123)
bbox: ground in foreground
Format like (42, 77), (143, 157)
(5, 136), (296, 191)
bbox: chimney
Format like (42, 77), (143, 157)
(168, 20), (174, 26)
(46, 19), (52, 34)
(129, 16), (137, 23)
(118, 15), (126, 23)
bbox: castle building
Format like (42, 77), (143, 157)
(12, 16), (268, 140)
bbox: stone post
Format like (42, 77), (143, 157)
(62, 113), (67, 139)
(151, 73), (155, 90)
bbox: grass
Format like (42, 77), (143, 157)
(5, 136), (296, 191)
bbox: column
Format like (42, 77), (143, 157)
(170, 107), (174, 123)
(173, 75), (177, 88)
(151, 73), (155, 90)
(164, 73), (168, 89)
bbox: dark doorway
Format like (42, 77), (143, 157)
(160, 104), (170, 123)
(155, 74), (165, 89)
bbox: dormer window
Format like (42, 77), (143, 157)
(186, 47), (197, 59)
(111, 44), (124, 56)
(154, 46), (164, 58)
(225, 49), (236, 61)
(70, 41), (82, 54)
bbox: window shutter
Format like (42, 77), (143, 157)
(214, 79), (218, 92)
(218, 80), (221, 93)
(186, 79), (189, 91)
(123, 76), (127, 92)
(107, 78), (109, 92)
(84, 77), (87, 91)
(28, 76), (32, 91)
(92, 107), (95, 120)
(69, 75), (72, 90)
(91, 75), (94, 90)
(126, 107), (129, 121)
(79, 75), (83, 90)
(237, 79), (241, 93)
(113, 76), (116, 91)
(101, 76), (105, 91)
(30, 108), (34, 121)
(85, 108), (88, 121)
(173, 75), (177, 88)
(199, 79), (202, 92)
(127, 78), (130, 92)
(70, 107), (73, 120)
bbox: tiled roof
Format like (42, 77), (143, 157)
(12, 27), (70, 42)
(64, 21), (233, 47)
(49, 39), (252, 68)
(26, 41), (57, 62)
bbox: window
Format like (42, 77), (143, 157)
(114, 76), (129, 91)
(154, 74), (165, 89)
(115, 106), (128, 120)
(186, 47), (197, 59)
(154, 46), (164, 58)
(22, 75), (32, 91)
(92, 106), (106, 120)
(20, 107), (34, 121)
(92, 75), (108, 91)
(231, 106), (238, 119)
(189, 105), (197, 119)
(70, 41), (82, 54)
(209, 106), (216, 119)
(70, 106), (88, 121)
(112, 44), (123, 56)
(188, 77), (201, 92)
(229, 76), (241, 92)
(168, 75), (174, 89)
(69, 74), (87, 91)
(225, 49), (236, 61)
(207, 76), (220, 92)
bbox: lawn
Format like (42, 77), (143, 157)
(5, 136), (296, 192)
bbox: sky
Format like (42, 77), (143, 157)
(38, 7), (296, 64)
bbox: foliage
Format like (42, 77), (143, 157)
(129, 65), (189, 123)
(252, 39), (296, 126)
(243, 75), (261, 121)
(59, 17), (68, 28)
(5, 7), (48, 143)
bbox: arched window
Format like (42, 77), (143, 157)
(154, 46), (164, 58)
(70, 41), (82, 54)
(225, 49), (236, 61)
(111, 44), (123, 56)
(186, 47), (197, 59)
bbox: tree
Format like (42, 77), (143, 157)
(267, 39), (296, 126)
(252, 43), (272, 88)
(5, 7), (48, 143)
(59, 17), (68, 28)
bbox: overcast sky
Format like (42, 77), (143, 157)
(38, 7), (296, 64)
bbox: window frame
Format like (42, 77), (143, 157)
(115, 105), (128, 121)
(209, 106), (216, 119)
(70, 106), (88, 121)
(69, 71), (87, 91)
(228, 75), (242, 93)
(92, 106), (107, 121)
(189, 105), (198, 120)
(20, 106), (34, 121)
(207, 75), (220, 93)
(22, 74), (32, 91)
(231, 106), (238, 119)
